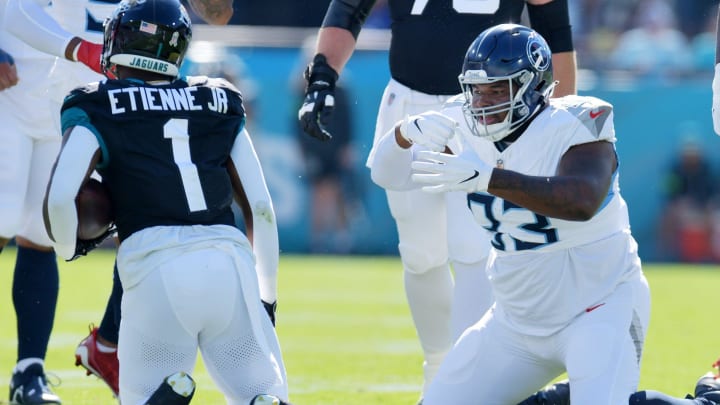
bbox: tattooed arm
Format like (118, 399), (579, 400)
(186, 0), (233, 25)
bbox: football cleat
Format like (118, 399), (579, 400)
(75, 325), (119, 396)
(250, 394), (292, 405)
(8, 363), (61, 405)
(145, 372), (195, 405)
(516, 380), (570, 405)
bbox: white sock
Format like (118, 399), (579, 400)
(97, 341), (117, 353)
(404, 264), (453, 393)
(15, 358), (43, 373)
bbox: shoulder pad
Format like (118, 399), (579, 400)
(62, 81), (103, 111)
(64, 81), (102, 102)
(554, 95), (613, 139)
(185, 75), (242, 96)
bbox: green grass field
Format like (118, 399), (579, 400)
(0, 248), (718, 404)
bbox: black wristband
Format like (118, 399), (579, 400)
(527, 0), (574, 53)
(305, 54), (339, 89)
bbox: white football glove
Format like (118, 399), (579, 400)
(399, 111), (457, 152)
(713, 63), (720, 136)
(411, 149), (493, 193)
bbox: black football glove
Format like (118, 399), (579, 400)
(262, 300), (277, 327)
(298, 54), (338, 142)
(68, 224), (117, 262)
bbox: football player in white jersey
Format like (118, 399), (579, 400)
(369, 24), (651, 404)
(0, 0), (111, 403)
(300, 2), (576, 399)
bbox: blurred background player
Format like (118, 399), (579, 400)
(43, 0), (289, 403)
(298, 0), (576, 399)
(0, 0), (110, 402)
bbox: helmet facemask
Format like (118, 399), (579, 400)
(458, 24), (556, 142)
(459, 70), (537, 142)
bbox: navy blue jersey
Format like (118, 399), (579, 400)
(60, 76), (246, 241)
(388, 0), (526, 95)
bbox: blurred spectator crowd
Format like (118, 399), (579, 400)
(192, 0), (719, 77)
(569, 0), (719, 77)
(658, 130), (720, 263)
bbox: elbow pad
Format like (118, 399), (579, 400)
(527, 0), (574, 53)
(322, 0), (377, 39)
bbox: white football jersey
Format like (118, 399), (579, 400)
(46, 0), (117, 99)
(46, 0), (115, 43)
(0, 0), (51, 59)
(444, 95), (643, 336)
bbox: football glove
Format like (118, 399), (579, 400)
(399, 111), (457, 152)
(411, 150), (493, 193)
(67, 224), (117, 262)
(298, 54), (338, 141)
(262, 300), (277, 327)
(72, 38), (104, 75)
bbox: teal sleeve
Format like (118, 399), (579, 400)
(60, 107), (110, 169)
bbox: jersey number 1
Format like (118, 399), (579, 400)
(164, 119), (208, 212)
(411, 0), (500, 15)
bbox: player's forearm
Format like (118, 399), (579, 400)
(368, 126), (417, 191)
(5, 0), (74, 59)
(186, 0), (233, 25)
(315, 27), (358, 74)
(252, 207), (279, 303)
(230, 129), (279, 302)
(551, 51), (577, 97)
(45, 126), (101, 259)
(488, 171), (605, 221)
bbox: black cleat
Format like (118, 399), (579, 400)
(145, 372), (195, 405)
(696, 372), (720, 398)
(516, 380), (570, 405)
(8, 364), (61, 405)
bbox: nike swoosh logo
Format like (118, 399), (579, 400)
(585, 303), (605, 312)
(460, 170), (479, 183)
(589, 109), (605, 119)
(413, 120), (423, 133)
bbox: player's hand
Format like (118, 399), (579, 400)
(67, 37), (104, 75)
(262, 300), (277, 327)
(67, 224), (117, 261)
(298, 54), (338, 142)
(411, 150), (493, 193)
(0, 49), (18, 91)
(399, 111), (457, 152)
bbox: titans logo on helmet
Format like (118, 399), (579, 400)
(526, 36), (551, 72)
